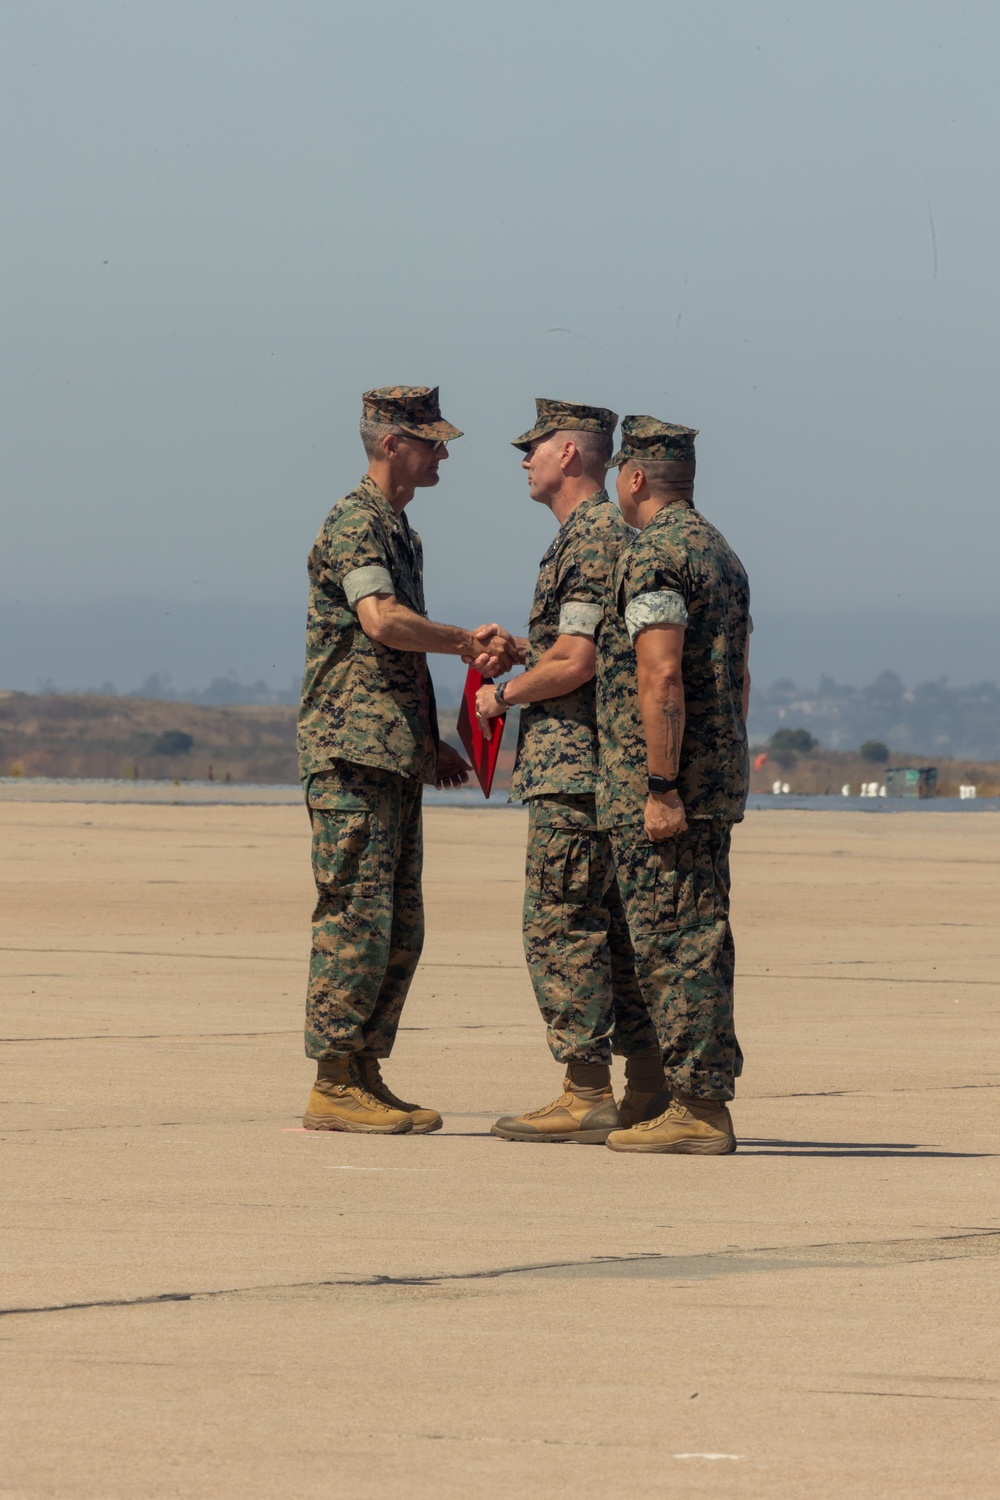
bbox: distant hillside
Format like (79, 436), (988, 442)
(748, 673), (1000, 760)
(19, 683), (997, 796)
(0, 693), (298, 783)
(0, 693), (513, 787)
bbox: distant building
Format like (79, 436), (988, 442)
(884, 766), (938, 799)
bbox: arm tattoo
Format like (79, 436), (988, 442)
(663, 703), (684, 776)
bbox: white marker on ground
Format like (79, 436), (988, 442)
(673, 1453), (743, 1461)
(324, 1165), (431, 1172)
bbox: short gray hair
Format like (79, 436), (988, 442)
(562, 428), (613, 473)
(359, 416), (403, 461)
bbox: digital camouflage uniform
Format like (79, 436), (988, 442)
(597, 417), (751, 1101)
(298, 386), (461, 1060)
(509, 401), (657, 1067)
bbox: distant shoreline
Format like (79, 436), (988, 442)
(1, 778), (998, 813)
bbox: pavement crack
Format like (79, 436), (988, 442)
(810, 1388), (998, 1403)
(0, 1117), (275, 1134)
(760, 1082), (1000, 1099)
(419, 962), (522, 970)
(4, 1230), (999, 1320)
(1, 1291), (198, 1318)
(746, 973), (1000, 987)
(0, 947), (297, 964)
(1, 1031), (297, 1044)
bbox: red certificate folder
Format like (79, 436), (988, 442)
(456, 667), (506, 798)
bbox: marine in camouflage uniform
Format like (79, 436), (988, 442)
(596, 417), (751, 1154)
(483, 400), (659, 1145)
(298, 386), (507, 1134)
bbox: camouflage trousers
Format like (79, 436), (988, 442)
(608, 819), (742, 1101)
(522, 794), (657, 1066)
(304, 761), (423, 1060)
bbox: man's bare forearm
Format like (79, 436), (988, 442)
(501, 637), (596, 706)
(638, 669), (686, 778)
(634, 623), (688, 839)
(375, 608), (477, 657)
(357, 596), (495, 660)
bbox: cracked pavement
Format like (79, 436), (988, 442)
(1, 802), (998, 1497)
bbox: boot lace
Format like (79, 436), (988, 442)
(358, 1058), (413, 1111)
(346, 1058), (397, 1112)
(520, 1087), (574, 1121)
(634, 1099), (681, 1131)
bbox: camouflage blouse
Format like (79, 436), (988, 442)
(297, 476), (438, 784)
(596, 502), (751, 826)
(510, 491), (635, 801)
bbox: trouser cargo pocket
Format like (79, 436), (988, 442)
(307, 782), (380, 900)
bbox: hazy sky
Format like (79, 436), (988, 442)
(4, 1), (998, 681)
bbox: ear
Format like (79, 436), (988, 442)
(628, 464), (645, 496)
(381, 432), (400, 459)
(558, 438), (578, 472)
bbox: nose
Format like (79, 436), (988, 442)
(521, 455), (530, 470)
(435, 443), (448, 460)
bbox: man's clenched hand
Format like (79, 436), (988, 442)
(464, 623), (522, 677)
(644, 790), (688, 842)
(474, 683), (506, 740)
(435, 742), (471, 790)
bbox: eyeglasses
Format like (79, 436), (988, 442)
(399, 434), (447, 456)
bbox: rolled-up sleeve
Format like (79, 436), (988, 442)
(558, 601), (603, 638)
(343, 565), (395, 607)
(624, 589), (688, 643)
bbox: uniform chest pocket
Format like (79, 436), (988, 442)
(308, 789), (381, 900)
(396, 585), (423, 615)
(528, 560), (559, 625)
(388, 548), (423, 613)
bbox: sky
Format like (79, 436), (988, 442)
(3, 0), (998, 694)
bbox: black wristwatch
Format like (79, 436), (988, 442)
(494, 682), (508, 707)
(647, 775), (679, 794)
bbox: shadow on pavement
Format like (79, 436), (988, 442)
(739, 1138), (993, 1158)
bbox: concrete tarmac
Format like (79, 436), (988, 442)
(1, 802), (998, 1498)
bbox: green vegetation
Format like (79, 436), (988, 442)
(769, 728), (817, 753)
(151, 730), (194, 756)
(859, 739), (890, 763)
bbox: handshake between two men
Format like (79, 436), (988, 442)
(350, 588), (523, 789)
(449, 621), (527, 784)
(465, 623), (526, 683)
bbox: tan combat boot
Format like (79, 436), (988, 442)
(357, 1055), (443, 1134)
(617, 1047), (670, 1129)
(303, 1056), (414, 1133)
(606, 1092), (736, 1155)
(491, 1062), (619, 1144)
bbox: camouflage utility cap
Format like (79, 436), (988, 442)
(362, 386), (463, 442)
(610, 415), (698, 467)
(512, 398), (618, 452)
